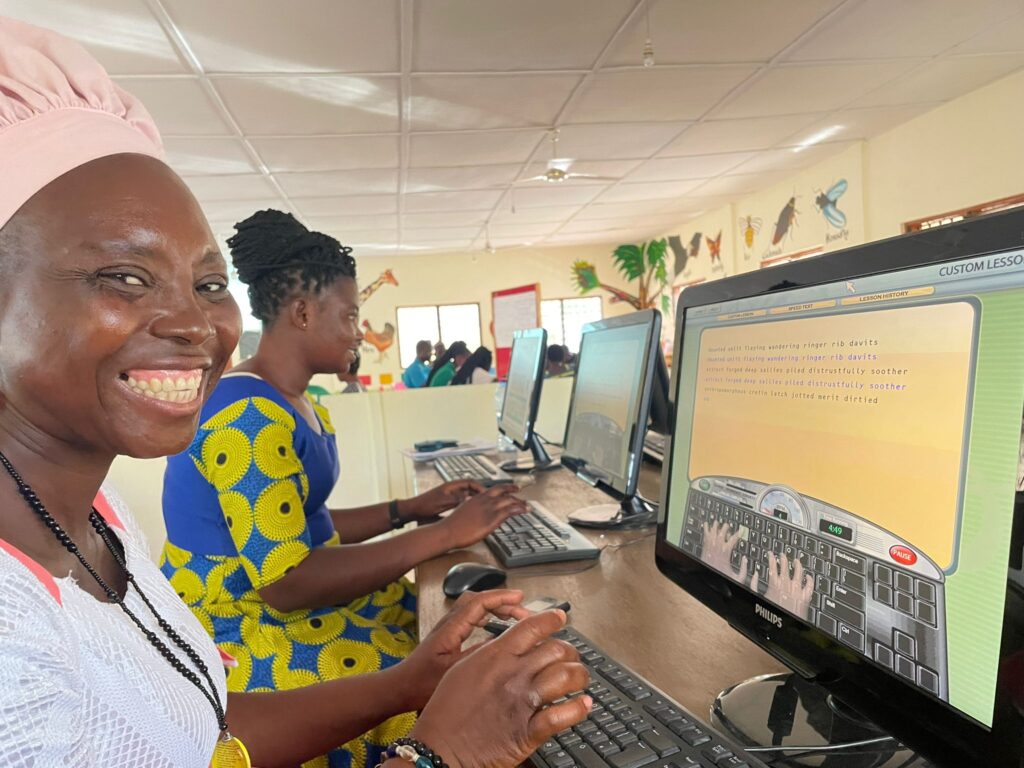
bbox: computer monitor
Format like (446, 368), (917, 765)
(656, 208), (1024, 764)
(497, 328), (556, 472)
(562, 309), (662, 529)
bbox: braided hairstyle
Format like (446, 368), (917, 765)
(451, 346), (492, 386)
(227, 209), (356, 324)
(426, 340), (469, 386)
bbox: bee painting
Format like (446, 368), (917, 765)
(706, 230), (722, 264)
(738, 215), (762, 248)
(772, 197), (798, 245)
(815, 178), (848, 229)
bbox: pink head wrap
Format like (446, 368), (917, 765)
(0, 16), (164, 230)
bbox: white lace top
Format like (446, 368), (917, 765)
(0, 485), (224, 767)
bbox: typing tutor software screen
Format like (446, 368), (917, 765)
(666, 251), (1024, 727)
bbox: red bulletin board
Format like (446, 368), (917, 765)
(491, 283), (541, 380)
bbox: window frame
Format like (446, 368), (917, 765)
(395, 301), (483, 369)
(541, 295), (604, 354)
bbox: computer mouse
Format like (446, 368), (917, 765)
(442, 562), (507, 598)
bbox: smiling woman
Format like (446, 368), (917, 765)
(0, 16), (589, 768)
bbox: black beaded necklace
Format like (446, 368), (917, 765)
(0, 449), (234, 747)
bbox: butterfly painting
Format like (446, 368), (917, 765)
(815, 179), (848, 229)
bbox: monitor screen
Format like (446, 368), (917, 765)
(499, 328), (547, 449)
(657, 210), (1024, 761)
(563, 310), (660, 497)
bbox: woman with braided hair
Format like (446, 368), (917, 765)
(160, 209), (532, 767)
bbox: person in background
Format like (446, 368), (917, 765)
(340, 349), (369, 393)
(160, 210), (533, 767)
(451, 346), (495, 386)
(427, 340), (469, 387)
(401, 340), (432, 388)
(545, 344), (569, 377)
(433, 341), (446, 361)
(0, 17), (590, 768)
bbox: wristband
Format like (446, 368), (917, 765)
(383, 737), (449, 768)
(388, 499), (404, 529)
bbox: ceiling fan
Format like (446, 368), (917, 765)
(513, 129), (620, 185)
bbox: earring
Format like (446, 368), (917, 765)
(301, 322), (308, 329)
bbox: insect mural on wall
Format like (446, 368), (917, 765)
(706, 230), (723, 265)
(772, 196), (798, 245)
(738, 215), (762, 249)
(688, 232), (702, 260)
(815, 178), (848, 229)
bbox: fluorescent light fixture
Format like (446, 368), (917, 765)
(792, 125), (843, 153)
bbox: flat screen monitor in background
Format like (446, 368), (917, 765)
(497, 328), (556, 472)
(657, 207), (1024, 764)
(562, 309), (662, 529)
(642, 347), (673, 464)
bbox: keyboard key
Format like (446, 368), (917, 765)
(916, 600), (936, 626)
(594, 712), (615, 726)
(918, 666), (940, 695)
(625, 718), (653, 735)
(605, 722), (627, 737)
(833, 584), (865, 611)
(721, 758), (749, 768)
(894, 630), (916, 658)
(548, 751), (574, 768)
(832, 548), (867, 573)
(817, 612), (838, 637)
(840, 570), (865, 592)
(895, 571), (914, 594)
(821, 597), (865, 631)
(539, 740), (561, 756)
(640, 728), (679, 758)
(874, 583), (893, 606)
(874, 563), (892, 584)
(702, 744), (734, 763)
(654, 707), (685, 725)
(679, 726), (712, 747)
(558, 733), (582, 749)
(838, 623), (864, 652)
(644, 698), (671, 714)
(584, 730), (609, 747)
(607, 744), (659, 768)
(916, 580), (936, 603)
(614, 732), (639, 748)
(895, 655), (916, 682)
(895, 591), (914, 616)
(567, 743), (608, 768)
(577, 721), (598, 735)
(595, 741), (622, 758)
(874, 644), (894, 670)
(667, 719), (696, 737)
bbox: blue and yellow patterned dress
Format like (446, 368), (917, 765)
(160, 373), (417, 768)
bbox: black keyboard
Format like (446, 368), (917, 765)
(533, 627), (765, 768)
(434, 453), (513, 486)
(485, 502), (600, 567)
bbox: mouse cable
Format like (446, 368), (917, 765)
(748, 734), (899, 756)
(535, 432), (564, 447)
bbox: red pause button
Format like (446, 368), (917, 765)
(890, 545), (917, 565)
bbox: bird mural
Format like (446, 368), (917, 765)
(359, 268), (399, 304)
(362, 319), (396, 361)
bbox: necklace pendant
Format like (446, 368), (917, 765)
(211, 731), (251, 768)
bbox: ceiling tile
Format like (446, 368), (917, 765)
(213, 76), (400, 134)
(163, 138), (257, 175)
(522, 159), (642, 184)
(487, 222), (563, 238)
(315, 228), (397, 244)
(626, 152), (755, 182)
(414, 0), (630, 71)
(952, 11), (1024, 54)
(786, 104), (941, 145)
(491, 205), (583, 223)
(305, 214), (398, 231)
(4, 0), (185, 74)
(691, 171), (792, 197)
(596, 180), (706, 202)
(553, 122), (690, 160)
(558, 216), (679, 234)
(113, 77), (230, 135)
(711, 61), (922, 119)
(510, 185), (607, 209)
(606, 0), (841, 66)
(405, 165), (522, 193)
(409, 130), (546, 167)
(727, 140), (856, 176)
(573, 200), (675, 220)
(250, 136), (399, 172)
(402, 211), (489, 228)
(164, 0), (400, 72)
(546, 229), (650, 245)
(199, 198), (288, 222)
(403, 190), (504, 212)
(852, 54), (1024, 108)
(410, 74), (582, 131)
(294, 196), (398, 217)
(786, 0), (1023, 61)
(660, 115), (822, 156)
(404, 226), (483, 241)
(275, 169), (399, 197)
(184, 174), (278, 201)
(572, 67), (758, 123)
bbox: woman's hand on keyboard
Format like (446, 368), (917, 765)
(399, 589), (532, 710)
(702, 520), (742, 575)
(440, 485), (529, 550)
(405, 479), (486, 520)
(411, 607), (592, 768)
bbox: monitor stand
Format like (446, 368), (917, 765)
(568, 494), (657, 530)
(500, 433), (560, 474)
(711, 672), (922, 766)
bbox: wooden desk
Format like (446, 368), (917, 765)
(413, 457), (786, 719)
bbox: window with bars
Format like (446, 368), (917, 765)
(540, 296), (603, 353)
(395, 303), (482, 368)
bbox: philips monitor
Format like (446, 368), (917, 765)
(656, 208), (1024, 764)
(562, 309), (662, 529)
(498, 328), (555, 472)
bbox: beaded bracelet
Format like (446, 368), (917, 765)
(381, 737), (449, 768)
